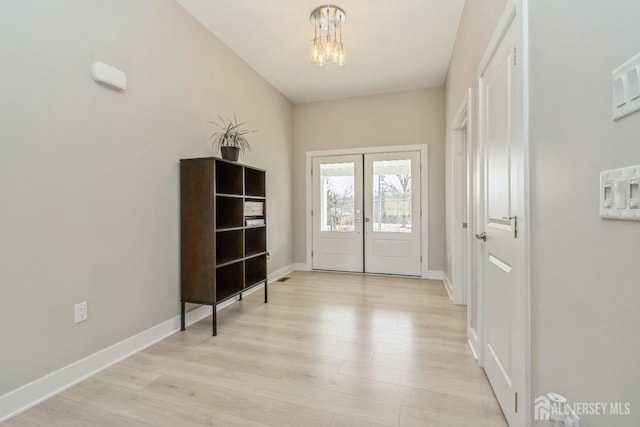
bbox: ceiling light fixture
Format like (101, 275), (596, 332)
(310, 5), (346, 67)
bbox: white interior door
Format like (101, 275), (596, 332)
(364, 151), (421, 276)
(478, 14), (526, 426)
(312, 155), (363, 272)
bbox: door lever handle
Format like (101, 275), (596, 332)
(475, 232), (487, 241)
(502, 215), (518, 238)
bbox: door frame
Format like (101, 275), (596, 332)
(450, 89), (473, 306)
(476, 0), (530, 424)
(304, 144), (433, 278)
(452, 89), (483, 363)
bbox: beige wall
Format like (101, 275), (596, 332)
(0, 0), (293, 395)
(530, 1), (640, 425)
(447, 0), (640, 424)
(293, 88), (446, 272)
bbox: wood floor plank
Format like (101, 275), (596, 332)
(7, 395), (155, 427)
(4, 271), (506, 427)
(143, 374), (335, 427)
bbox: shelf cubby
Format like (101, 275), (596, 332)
(245, 254), (267, 288)
(216, 230), (243, 264)
(216, 160), (243, 195)
(216, 261), (244, 302)
(245, 167), (266, 197)
(245, 227), (266, 257)
(216, 196), (243, 229)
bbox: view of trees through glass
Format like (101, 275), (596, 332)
(320, 163), (355, 232)
(319, 159), (412, 233)
(372, 159), (412, 233)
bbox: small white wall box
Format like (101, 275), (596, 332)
(600, 165), (640, 221)
(612, 52), (640, 120)
(92, 62), (127, 90)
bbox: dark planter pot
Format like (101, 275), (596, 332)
(220, 146), (240, 162)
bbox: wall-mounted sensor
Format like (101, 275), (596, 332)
(92, 62), (127, 90)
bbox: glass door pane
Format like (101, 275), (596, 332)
(320, 162), (355, 232)
(372, 159), (412, 233)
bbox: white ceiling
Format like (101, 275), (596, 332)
(175, 0), (465, 104)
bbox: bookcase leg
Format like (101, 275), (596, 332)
(264, 280), (268, 303)
(180, 302), (185, 331)
(212, 305), (217, 336)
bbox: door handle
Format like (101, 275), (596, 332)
(502, 215), (518, 238)
(364, 218), (371, 222)
(475, 232), (487, 241)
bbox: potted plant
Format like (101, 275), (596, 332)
(209, 114), (255, 162)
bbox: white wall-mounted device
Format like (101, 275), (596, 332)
(600, 165), (640, 221)
(612, 52), (640, 120)
(92, 61), (127, 90)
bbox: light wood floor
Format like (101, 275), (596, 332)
(4, 271), (507, 427)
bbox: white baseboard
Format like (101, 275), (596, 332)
(296, 265), (440, 278)
(294, 262), (311, 271)
(468, 338), (479, 361)
(442, 273), (454, 301)
(423, 270), (444, 280)
(0, 264), (296, 423)
(268, 263), (295, 282)
(0, 304), (211, 423)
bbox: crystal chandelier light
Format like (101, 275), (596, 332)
(310, 5), (346, 67)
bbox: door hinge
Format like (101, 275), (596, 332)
(420, 255), (423, 262)
(462, 222), (468, 229)
(513, 46), (517, 66)
(311, 209), (313, 216)
(311, 167), (313, 176)
(311, 250), (313, 258)
(515, 392), (518, 413)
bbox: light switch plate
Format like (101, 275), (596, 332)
(600, 165), (640, 221)
(612, 52), (640, 120)
(627, 66), (640, 101)
(613, 76), (627, 108)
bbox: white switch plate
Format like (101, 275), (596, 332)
(612, 52), (640, 120)
(600, 165), (640, 220)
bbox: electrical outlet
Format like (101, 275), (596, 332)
(74, 302), (88, 323)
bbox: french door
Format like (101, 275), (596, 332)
(311, 155), (363, 272)
(312, 151), (421, 275)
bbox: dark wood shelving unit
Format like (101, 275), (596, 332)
(180, 157), (267, 336)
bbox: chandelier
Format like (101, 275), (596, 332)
(310, 5), (346, 67)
